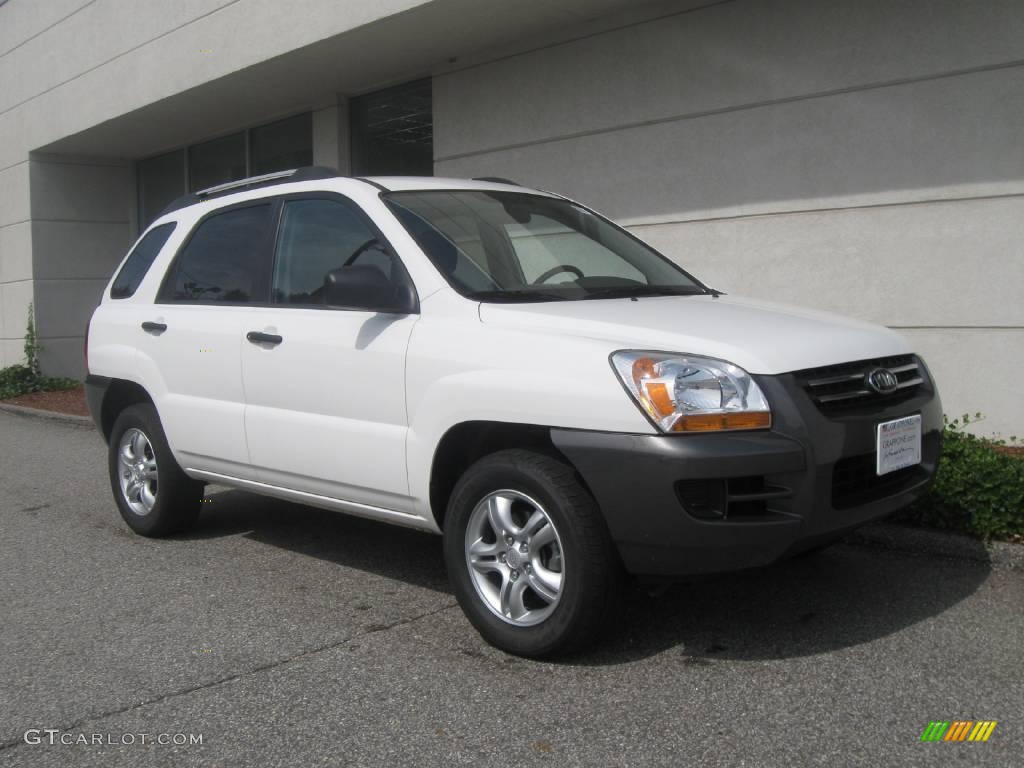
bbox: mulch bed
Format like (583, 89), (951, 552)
(2, 385), (89, 417)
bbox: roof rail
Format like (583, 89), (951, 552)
(158, 166), (339, 217)
(472, 176), (520, 186)
(194, 168), (299, 196)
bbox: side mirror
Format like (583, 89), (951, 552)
(323, 265), (418, 314)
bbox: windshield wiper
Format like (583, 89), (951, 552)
(465, 289), (570, 303)
(579, 285), (707, 300)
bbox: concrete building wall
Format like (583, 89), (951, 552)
(0, 0), (432, 373)
(435, 0), (1024, 435)
(0, 156), (33, 368)
(28, 156), (133, 375)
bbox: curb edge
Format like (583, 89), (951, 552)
(0, 402), (93, 426)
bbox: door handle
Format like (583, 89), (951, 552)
(141, 321), (167, 333)
(246, 331), (283, 346)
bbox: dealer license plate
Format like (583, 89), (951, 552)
(876, 414), (922, 476)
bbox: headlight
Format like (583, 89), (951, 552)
(611, 351), (771, 433)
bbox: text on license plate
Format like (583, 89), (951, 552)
(876, 414), (922, 476)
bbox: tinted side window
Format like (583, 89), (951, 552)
(272, 198), (389, 306)
(168, 204), (273, 303)
(110, 223), (177, 299)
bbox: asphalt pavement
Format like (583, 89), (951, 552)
(0, 409), (1020, 767)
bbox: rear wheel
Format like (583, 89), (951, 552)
(108, 404), (202, 537)
(444, 449), (621, 657)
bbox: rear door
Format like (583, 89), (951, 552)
(240, 194), (418, 512)
(139, 201), (275, 477)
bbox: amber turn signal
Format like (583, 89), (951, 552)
(670, 411), (772, 432)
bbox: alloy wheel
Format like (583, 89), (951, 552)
(118, 428), (158, 516)
(464, 489), (565, 626)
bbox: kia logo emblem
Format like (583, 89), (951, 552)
(866, 368), (899, 394)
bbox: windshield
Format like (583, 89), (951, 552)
(383, 190), (706, 302)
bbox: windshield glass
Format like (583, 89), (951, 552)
(383, 190), (706, 302)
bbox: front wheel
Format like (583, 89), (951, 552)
(444, 449), (622, 657)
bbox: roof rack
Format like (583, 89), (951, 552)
(158, 166), (339, 217)
(471, 176), (520, 186)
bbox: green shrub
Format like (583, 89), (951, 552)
(0, 303), (79, 400)
(899, 414), (1024, 541)
(0, 363), (78, 400)
(0, 363), (39, 399)
(23, 299), (41, 378)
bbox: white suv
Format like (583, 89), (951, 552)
(86, 168), (942, 656)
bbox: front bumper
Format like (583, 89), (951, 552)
(551, 370), (942, 576)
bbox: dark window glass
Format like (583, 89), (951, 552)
(138, 150), (185, 229)
(250, 113), (313, 175)
(351, 79), (433, 176)
(273, 198), (389, 306)
(111, 223), (177, 299)
(169, 205), (272, 303)
(188, 132), (246, 192)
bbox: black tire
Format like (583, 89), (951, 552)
(443, 449), (622, 658)
(107, 403), (202, 537)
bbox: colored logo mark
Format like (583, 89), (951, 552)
(920, 721), (997, 742)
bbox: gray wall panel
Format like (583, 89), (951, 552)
(902, 328), (1024, 438)
(0, 0), (88, 56)
(29, 160), (131, 223)
(0, 280), (33, 346)
(31, 221), (132, 281)
(0, 163), (30, 227)
(33, 278), (107, 341)
(633, 196), (1024, 328)
(437, 66), (1024, 221)
(0, 221), (32, 284)
(435, 0), (1024, 159)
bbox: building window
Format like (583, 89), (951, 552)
(351, 79), (433, 176)
(251, 113), (313, 175)
(136, 112), (312, 229)
(188, 132), (246, 192)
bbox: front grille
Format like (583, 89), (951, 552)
(831, 453), (927, 509)
(796, 354), (923, 413)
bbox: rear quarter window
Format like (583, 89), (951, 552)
(110, 223), (177, 299)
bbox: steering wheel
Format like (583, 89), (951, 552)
(343, 238), (386, 267)
(532, 264), (584, 285)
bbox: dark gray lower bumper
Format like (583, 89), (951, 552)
(551, 373), (942, 577)
(84, 374), (111, 435)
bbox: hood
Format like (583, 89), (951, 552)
(478, 294), (910, 374)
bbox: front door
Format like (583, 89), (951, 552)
(241, 195), (418, 512)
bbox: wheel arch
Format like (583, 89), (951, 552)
(99, 379), (156, 442)
(428, 420), (582, 531)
